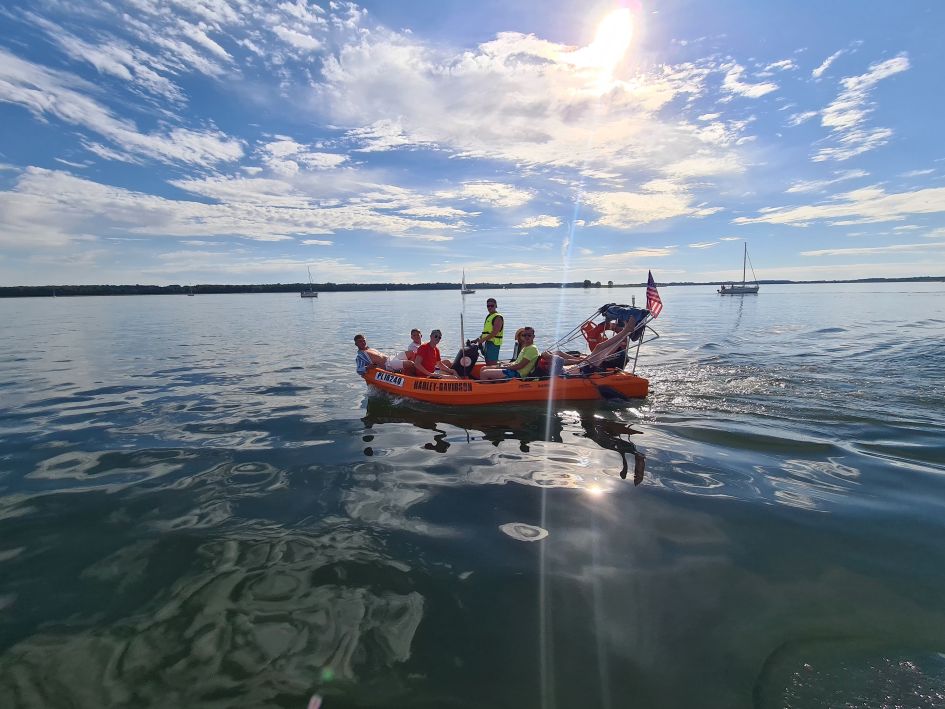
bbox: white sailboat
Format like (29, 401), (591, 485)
(719, 243), (760, 295)
(461, 270), (476, 295)
(301, 266), (318, 298)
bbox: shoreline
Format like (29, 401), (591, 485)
(2, 276), (944, 298)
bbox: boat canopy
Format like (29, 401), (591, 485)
(599, 304), (650, 341)
(539, 302), (658, 376)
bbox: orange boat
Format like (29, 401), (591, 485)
(360, 302), (658, 405)
(362, 365), (648, 405)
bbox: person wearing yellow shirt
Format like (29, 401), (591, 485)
(480, 327), (539, 380)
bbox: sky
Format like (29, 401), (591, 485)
(1, 0), (943, 286)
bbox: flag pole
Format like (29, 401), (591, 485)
(634, 270), (663, 374)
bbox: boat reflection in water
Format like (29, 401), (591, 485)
(361, 396), (646, 485)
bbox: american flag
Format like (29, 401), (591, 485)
(646, 271), (663, 318)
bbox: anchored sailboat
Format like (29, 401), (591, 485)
(719, 243), (759, 295)
(461, 270), (476, 295)
(301, 267), (318, 298)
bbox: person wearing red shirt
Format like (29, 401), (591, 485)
(414, 330), (459, 378)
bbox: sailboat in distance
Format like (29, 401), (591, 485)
(719, 243), (760, 295)
(301, 266), (318, 298)
(461, 270), (476, 295)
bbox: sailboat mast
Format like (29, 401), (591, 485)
(742, 243), (747, 285)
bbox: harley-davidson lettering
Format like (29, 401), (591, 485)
(437, 382), (473, 392)
(376, 372), (405, 387)
(412, 380), (474, 392)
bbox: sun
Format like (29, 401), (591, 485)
(591, 8), (634, 73)
(568, 7), (635, 77)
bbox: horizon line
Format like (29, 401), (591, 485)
(2, 275), (944, 297)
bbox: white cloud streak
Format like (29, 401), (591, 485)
(24, 13), (186, 102)
(0, 168), (467, 248)
(801, 242), (945, 257)
(438, 181), (533, 209)
(734, 185), (945, 227)
(0, 49), (243, 166)
(814, 55), (910, 162)
(583, 188), (719, 229)
(721, 63), (778, 98)
(516, 215), (562, 229)
(786, 169), (868, 194)
(812, 50), (844, 79)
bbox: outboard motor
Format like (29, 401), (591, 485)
(451, 340), (481, 378)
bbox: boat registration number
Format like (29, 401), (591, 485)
(376, 372), (405, 387)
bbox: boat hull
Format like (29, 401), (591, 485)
(362, 367), (648, 405)
(300, 291), (318, 298)
(719, 285), (759, 295)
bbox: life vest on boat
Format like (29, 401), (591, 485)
(482, 311), (504, 345)
(582, 321), (612, 351)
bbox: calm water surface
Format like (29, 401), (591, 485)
(1, 283), (944, 708)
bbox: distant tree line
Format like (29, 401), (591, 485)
(0, 281), (608, 297)
(1, 276), (942, 298)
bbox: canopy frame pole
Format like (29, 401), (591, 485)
(631, 332), (644, 374)
(630, 317), (659, 375)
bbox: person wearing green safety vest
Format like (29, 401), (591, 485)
(476, 297), (504, 364)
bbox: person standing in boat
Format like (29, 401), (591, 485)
(414, 330), (460, 379)
(480, 327), (539, 380)
(476, 298), (504, 364)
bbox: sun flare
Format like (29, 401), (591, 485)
(566, 7), (635, 79)
(591, 8), (634, 72)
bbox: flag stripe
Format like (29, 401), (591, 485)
(646, 270), (663, 318)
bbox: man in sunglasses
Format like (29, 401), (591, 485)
(414, 329), (459, 378)
(475, 298), (504, 364)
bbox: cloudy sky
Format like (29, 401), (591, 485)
(1, 0), (943, 286)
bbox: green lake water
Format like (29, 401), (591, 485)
(1, 283), (944, 708)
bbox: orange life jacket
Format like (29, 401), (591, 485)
(581, 322), (609, 351)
